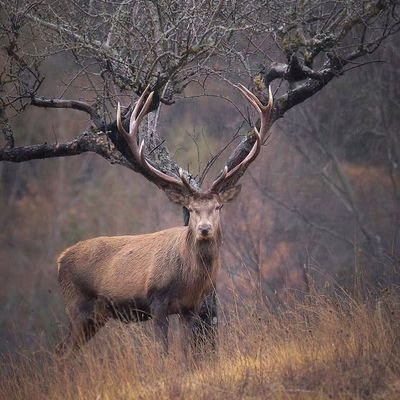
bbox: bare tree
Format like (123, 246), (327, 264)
(1, 0), (399, 346)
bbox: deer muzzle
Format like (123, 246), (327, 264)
(198, 223), (212, 238)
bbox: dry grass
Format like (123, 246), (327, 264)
(1, 289), (399, 400)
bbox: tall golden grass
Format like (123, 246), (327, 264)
(1, 288), (399, 400)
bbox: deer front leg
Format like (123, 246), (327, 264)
(150, 299), (169, 353)
(180, 310), (195, 360)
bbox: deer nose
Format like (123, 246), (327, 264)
(199, 224), (212, 236)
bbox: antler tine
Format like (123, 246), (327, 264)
(117, 89), (154, 161)
(222, 127), (261, 179)
(131, 84), (150, 120)
(209, 129), (261, 192)
(209, 166), (228, 193)
(117, 86), (151, 139)
(116, 88), (195, 193)
(236, 83), (273, 143)
(209, 84), (273, 192)
(138, 141), (195, 191)
(235, 84), (263, 111)
(129, 91), (154, 146)
(236, 83), (273, 110)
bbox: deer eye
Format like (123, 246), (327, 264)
(216, 205), (223, 211)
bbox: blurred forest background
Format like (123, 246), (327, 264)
(0, 0), (399, 355)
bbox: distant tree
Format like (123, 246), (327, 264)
(1, 0), (399, 346)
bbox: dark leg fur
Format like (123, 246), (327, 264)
(56, 297), (109, 356)
(180, 311), (196, 360)
(150, 299), (169, 353)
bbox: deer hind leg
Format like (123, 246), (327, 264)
(56, 297), (109, 357)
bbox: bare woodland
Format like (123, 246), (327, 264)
(1, 0), (400, 397)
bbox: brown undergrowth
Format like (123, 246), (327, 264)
(1, 288), (399, 400)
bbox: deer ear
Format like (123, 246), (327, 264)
(219, 185), (241, 204)
(165, 189), (189, 206)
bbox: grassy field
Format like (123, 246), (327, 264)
(1, 289), (399, 400)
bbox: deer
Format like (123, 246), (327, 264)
(56, 84), (273, 356)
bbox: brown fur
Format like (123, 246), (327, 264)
(56, 187), (240, 354)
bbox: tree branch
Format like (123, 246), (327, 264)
(0, 130), (130, 167)
(263, 55), (325, 86)
(31, 97), (104, 129)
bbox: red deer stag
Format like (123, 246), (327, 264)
(56, 84), (273, 355)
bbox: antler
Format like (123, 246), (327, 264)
(209, 84), (273, 192)
(117, 87), (195, 193)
